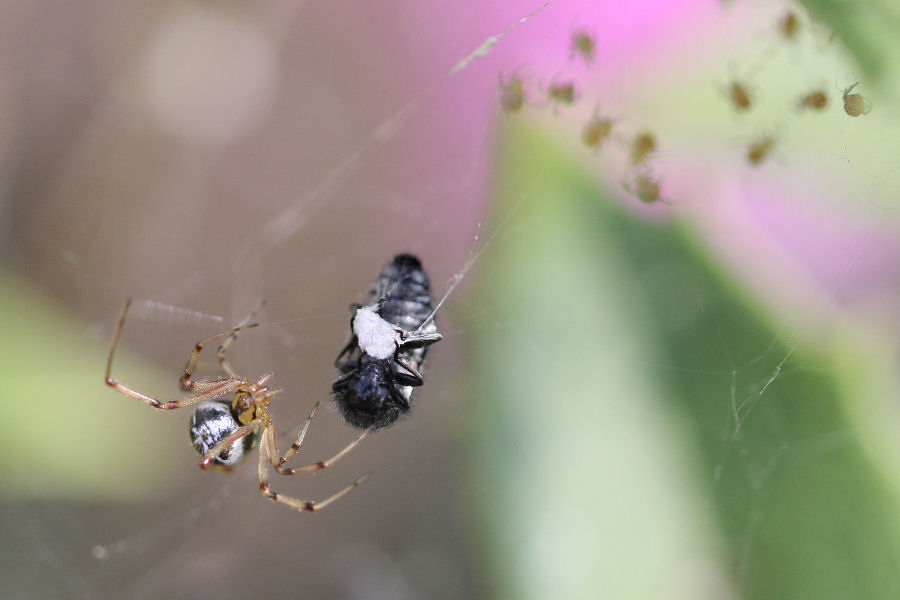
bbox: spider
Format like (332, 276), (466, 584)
(104, 298), (368, 512)
(540, 75), (578, 113)
(778, 11), (799, 41)
(842, 82), (871, 117)
(622, 168), (670, 204)
(582, 106), (614, 151)
(746, 134), (776, 166)
(629, 129), (657, 165)
(798, 89), (827, 111)
(570, 28), (596, 64)
(726, 80), (753, 112)
(333, 254), (443, 431)
(499, 70), (527, 114)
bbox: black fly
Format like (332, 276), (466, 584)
(333, 254), (443, 430)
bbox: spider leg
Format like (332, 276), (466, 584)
(182, 322), (259, 390)
(268, 400), (319, 469)
(198, 416), (265, 471)
(105, 298), (134, 382)
(216, 300), (266, 378)
(107, 376), (240, 410)
(104, 301), (242, 408)
(258, 425), (369, 512)
(275, 422), (369, 475)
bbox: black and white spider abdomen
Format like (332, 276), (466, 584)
(189, 401), (259, 467)
(333, 254), (441, 430)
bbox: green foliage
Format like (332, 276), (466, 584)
(0, 269), (182, 500)
(466, 123), (900, 599)
(801, 0), (900, 84)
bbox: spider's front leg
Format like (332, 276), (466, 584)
(182, 322), (260, 391)
(214, 299), (267, 379)
(105, 298), (244, 410)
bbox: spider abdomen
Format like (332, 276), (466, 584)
(189, 401), (259, 467)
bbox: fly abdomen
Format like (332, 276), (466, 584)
(374, 254), (437, 373)
(370, 254), (434, 328)
(333, 253), (442, 430)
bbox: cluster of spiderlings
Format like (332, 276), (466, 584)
(720, 74), (777, 166)
(499, 25), (674, 205)
(497, 27), (599, 116)
(796, 82), (870, 117)
(622, 130), (667, 203)
(729, 77), (870, 120)
(497, 72), (580, 115)
(716, 10), (876, 168)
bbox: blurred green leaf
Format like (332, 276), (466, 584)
(0, 269), (183, 501)
(466, 123), (900, 599)
(801, 0), (900, 85)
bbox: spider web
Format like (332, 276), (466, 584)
(3, 0), (899, 599)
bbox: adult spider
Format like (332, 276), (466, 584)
(333, 254), (443, 430)
(104, 298), (368, 512)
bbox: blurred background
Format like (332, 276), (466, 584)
(2, 0), (899, 598)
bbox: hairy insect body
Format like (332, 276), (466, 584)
(333, 254), (441, 430)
